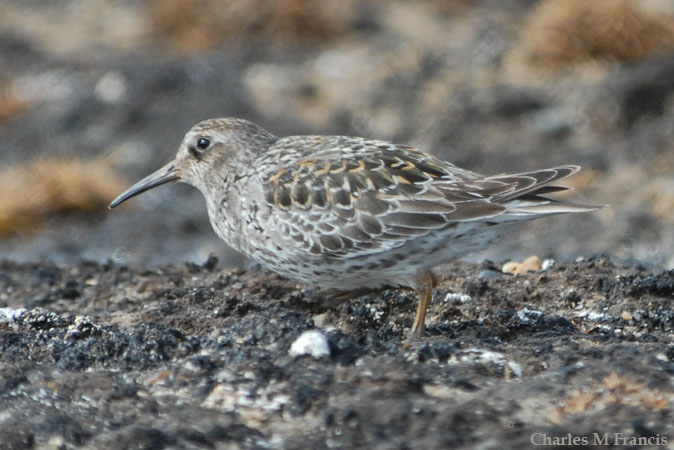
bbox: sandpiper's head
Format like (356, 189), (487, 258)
(109, 118), (275, 208)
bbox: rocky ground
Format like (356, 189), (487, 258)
(1, 0), (674, 448)
(1, 256), (673, 449)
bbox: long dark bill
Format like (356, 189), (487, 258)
(108, 161), (179, 209)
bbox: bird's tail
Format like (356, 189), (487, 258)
(503, 197), (602, 216)
(488, 165), (604, 219)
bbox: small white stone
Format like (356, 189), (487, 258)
(0, 307), (26, 323)
(587, 311), (609, 322)
(474, 349), (506, 364)
(655, 353), (668, 362)
(507, 361), (523, 377)
(516, 308), (543, 324)
(541, 259), (556, 271)
(453, 348), (506, 365)
(311, 312), (333, 329)
(444, 292), (472, 303)
(289, 330), (330, 358)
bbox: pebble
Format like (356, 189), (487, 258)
(516, 308), (544, 324)
(478, 270), (501, 279)
(443, 292), (472, 303)
(507, 361), (523, 377)
(0, 307), (27, 323)
(289, 330), (330, 358)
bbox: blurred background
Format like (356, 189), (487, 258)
(0, 0), (672, 268)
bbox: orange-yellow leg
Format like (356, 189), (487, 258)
(410, 272), (437, 337)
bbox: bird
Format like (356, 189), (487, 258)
(109, 118), (600, 337)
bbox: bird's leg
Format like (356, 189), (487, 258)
(410, 272), (437, 337)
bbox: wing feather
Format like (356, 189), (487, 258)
(261, 136), (586, 257)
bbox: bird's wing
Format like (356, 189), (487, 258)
(261, 136), (513, 257)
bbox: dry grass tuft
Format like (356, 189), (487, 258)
(147, 0), (358, 52)
(376, 0), (474, 15)
(0, 157), (127, 237)
(0, 85), (30, 124)
(549, 372), (670, 423)
(509, 0), (674, 72)
(648, 181), (674, 224)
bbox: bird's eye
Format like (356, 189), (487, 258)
(188, 137), (211, 159)
(197, 138), (210, 150)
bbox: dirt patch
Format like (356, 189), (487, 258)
(1, 257), (672, 448)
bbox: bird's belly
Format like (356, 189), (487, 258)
(241, 222), (504, 290)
